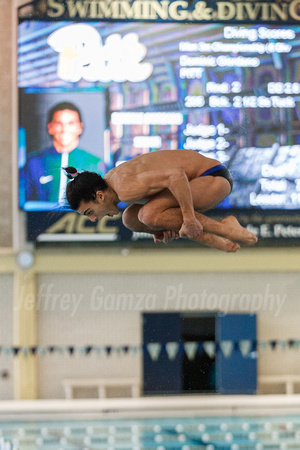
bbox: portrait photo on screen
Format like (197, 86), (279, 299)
(19, 90), (107, 210)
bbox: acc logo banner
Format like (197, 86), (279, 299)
(26, 211), (134, 242)
(21, 0), (300, 24)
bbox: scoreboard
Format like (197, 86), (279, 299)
(17, 15), (300, 242)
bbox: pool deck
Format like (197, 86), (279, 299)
(1, 395), (300, 420)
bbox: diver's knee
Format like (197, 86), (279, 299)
(138, 206), (158, 227)
(122, 204), (141, 230)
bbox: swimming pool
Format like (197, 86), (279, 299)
(1, 414), (300, 450)
(1, 396), (300, 450)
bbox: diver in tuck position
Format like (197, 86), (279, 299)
(63, 150), (257, 252)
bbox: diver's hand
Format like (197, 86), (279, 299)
(153, 230), (180, 244)
(179, 219), (203, 239)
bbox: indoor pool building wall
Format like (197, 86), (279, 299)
(0, 0), (299, 401)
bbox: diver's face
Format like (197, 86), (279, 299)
(78, 192), (119, 222)
(48, 110), (83, 152)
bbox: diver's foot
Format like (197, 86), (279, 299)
(195, 232), (240, 252)
(221, 216), (258, 246)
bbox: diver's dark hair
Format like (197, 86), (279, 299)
(63, 166), (108, 211)
(47, 102), (82, 124)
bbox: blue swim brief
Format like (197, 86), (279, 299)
(200, 164), (233, 192)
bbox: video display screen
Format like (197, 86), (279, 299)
(18, 20), (300, 211)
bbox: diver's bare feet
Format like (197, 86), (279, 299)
(221, 216), (258, 246)
(222, 239), (240, 253)
(195, 232), (240, 252)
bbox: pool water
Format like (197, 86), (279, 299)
(1, 415), (300, 450)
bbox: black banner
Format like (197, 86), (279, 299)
(27, 210), (300, 244)
(19, 0), (300, 24)
(26, 211), (132, 242)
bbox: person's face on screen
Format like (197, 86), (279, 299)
(47, 109), (83, 153)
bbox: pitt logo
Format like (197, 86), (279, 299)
(47, 24), (153, 83)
